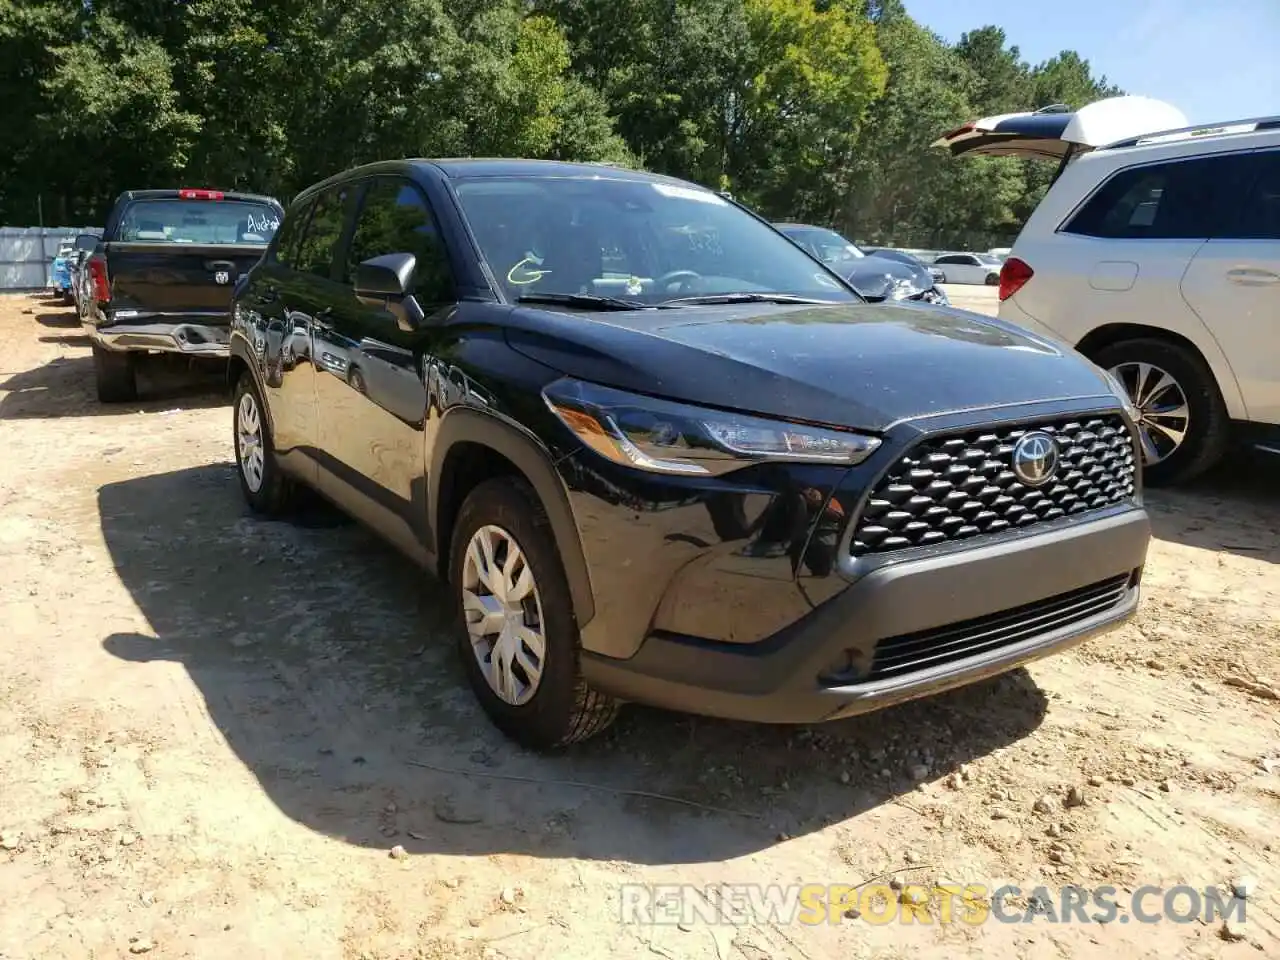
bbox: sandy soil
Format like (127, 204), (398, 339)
(1, 289), (1278, 960)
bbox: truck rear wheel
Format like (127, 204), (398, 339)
(92, 345), (138, 403)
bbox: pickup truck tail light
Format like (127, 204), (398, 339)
(178, 188), (225, 200)
(998, 256), (1034, 302)
(87, 255), (110, 302)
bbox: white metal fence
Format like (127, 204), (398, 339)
(0, 226), (103, 291)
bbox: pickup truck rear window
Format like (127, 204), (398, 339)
(117, 199), (282, 245)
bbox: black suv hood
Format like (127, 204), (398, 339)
(503, 300), (1117, 432)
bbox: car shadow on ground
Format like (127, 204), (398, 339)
(98, 463), (1048, 866)
(35, 310), (81, 329)
(1145, 449), (1280, 564)
(0, 354), (230, 419)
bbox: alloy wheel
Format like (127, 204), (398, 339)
(461, 525), (546, 706)
(1108, 361), (1190, 465)
(237, 390), (266, 493)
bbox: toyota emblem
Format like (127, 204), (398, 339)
(1011, 431), (1060, 487)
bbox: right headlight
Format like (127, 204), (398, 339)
(543, 378), (881, 476)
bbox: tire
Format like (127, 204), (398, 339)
(984, 273), (999, 286)
(449, 477), (619, 750)
(1091, 337), (1230, 487)
(92, 344), (138, 403)
(232, 371), (297, 516)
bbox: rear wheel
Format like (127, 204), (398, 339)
(92, 345), (138, 403)
(449, 477), (619, 750)
(233, 371), (297, 516)
(1092, 337), (1229, 486)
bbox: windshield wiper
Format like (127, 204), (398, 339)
(517, 292), (651, 311)
(657, 292), (841, 307)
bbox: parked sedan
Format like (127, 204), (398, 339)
(229, 158), (1150, 751)
(774, 223), (949, 305)
(931, 252), (1005, 286)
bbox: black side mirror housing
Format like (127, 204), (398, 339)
(355, 252), (424, 332)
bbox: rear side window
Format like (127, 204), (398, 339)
(117, 198), (281, 245)
(1233, 151), (1280, 240)
(1062, 154), (1242, 240)
(294, 185), (354, 280)
(345, 177), (454, 300)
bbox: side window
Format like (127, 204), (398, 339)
(1232, 152), (1280, 240)
(272, 199), (313, 268)
(345, 177), (454, 301)
(295, 186), (353, 280)
(1063, 155), (1239, 240)
(935, 255), (960, 265)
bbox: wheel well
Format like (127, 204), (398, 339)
(435, 441), (524, 582)
(226, 355), (249, 392)
(1074, 323), (1210, 367)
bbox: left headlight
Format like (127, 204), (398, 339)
(543, 378), (882, 476)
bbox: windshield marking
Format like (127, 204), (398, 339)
(507, 255), (551, 285)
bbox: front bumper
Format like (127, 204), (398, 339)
(581, 506), (1149, 724)
(85, 315), (230, 358)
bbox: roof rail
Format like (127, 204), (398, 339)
(1104, 115), (1280, 150)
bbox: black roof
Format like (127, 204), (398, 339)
(293, 157), (721, 205)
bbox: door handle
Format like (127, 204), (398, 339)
(1227, 268), (1280, 286)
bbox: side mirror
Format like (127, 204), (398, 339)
(354, 252), (423, 332)
(75, 234), (99, 251)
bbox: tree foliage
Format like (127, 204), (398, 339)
(2, 0), (1118, 249)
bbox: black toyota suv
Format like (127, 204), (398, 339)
(228, 159), (1151, 751)
(83, 188), (284, 402)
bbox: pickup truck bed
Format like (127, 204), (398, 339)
(83, 188), (284, 402)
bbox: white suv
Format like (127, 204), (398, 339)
(937, 98), (1280, 485)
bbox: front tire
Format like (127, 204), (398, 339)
(1092, 338), (1229, 486)
(233, 371), (297, 516)
(449, 477), (619, 750)
(92, 345), (138, 403)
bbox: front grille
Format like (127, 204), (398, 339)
(866, 573), (1132, 681)
(850, 416), (1136, 558)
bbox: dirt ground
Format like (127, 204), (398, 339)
(1, 289), (1278, 960)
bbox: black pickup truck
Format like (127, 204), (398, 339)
(82, 188), (284, 402)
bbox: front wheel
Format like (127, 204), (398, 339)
(449, 477), (619, 750)
(1092, 338), (1229, 486)
(232, 371), (297, 516)
(984, 273), (999, 286)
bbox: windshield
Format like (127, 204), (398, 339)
(118, 199), (281, 245)
(976, 254), (1003, 266)
(451, 177), (857, 305)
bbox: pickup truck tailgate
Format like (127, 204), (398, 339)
(109, 242), (266, 314)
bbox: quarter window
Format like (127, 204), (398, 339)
(272, 199), (313, 268)
(1063, 154), (1241, 240)
(295, 185), (353, 280)
(345, 177), (454, 301)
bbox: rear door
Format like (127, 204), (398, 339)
(107, 192), (282, 316)
(1181, 148), (1280, 423)
(313, 174), (455, 559)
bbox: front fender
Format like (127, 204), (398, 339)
(428, 405), (596, 630)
